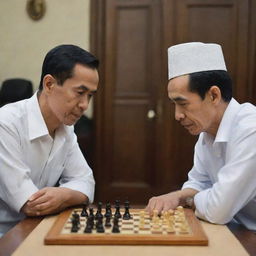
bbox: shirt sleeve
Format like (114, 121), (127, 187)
(193, 128), (256, 224)
(58, 133), (95, 203)
(0, 122), (38, 212)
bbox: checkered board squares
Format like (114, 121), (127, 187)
(45, 207), (208, 245)
(61, 208), (191, 236)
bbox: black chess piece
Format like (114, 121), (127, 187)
(72, 211), (80, 224)
(95, 202), (103, 220)
(123, 200), (132, 220)
(84, 217), (93, 233)
(71, 224), (79, 232)
(81, 204), (88, 217)
(96, 216), (105, 233)
(114, 200), (122, 219)
(84, 225), (92, 233)
(105, 216), (112, 227)
(89, 207), (94, 219)
(112, 217), (120, 233)
(104, 202), (112, 218)
(71, 214), (80, 233)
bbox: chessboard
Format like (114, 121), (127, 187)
(44, 201), (208, 245)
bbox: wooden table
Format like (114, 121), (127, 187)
(0, 217), (255, 256)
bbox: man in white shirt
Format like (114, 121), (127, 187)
(146, 42), (256, 231)
(0, 45), (98, 236)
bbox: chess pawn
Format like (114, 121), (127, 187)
(72, 211), (80, 225)
(166, 224), (175, 234)
(112, 217), (120, 233)
(179, 223), (189, 234)
(168, 216), (175, 226)
(123, 200), (132, 220)
(152, 210), (159, 223)
(96, 216), (105, 233)
(152, 209), (159, 219)
(105, 216), (112, 227)
(139, 210), (145, 218)
(163, 211), (168, 219)
(176, 206), (184, 212)
(139, 218), (145, 227)
(71, 215), (80, 233)
(168, 209), (174, 215)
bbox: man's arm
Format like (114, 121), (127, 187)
(21, 187), (88, 216)
(21, 132), (96, 217)
(146, 135), (210, 215)
(58, 133), (95, 203)
(181, 124), (256, 225)
(193, 131), (256, 224)
(0, 122), (39, 213)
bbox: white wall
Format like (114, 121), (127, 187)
(0, 0), (94, 117)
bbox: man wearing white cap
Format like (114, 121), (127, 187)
(146, 42), (256, 231)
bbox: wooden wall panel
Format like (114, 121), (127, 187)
(175, 0), (249, 102)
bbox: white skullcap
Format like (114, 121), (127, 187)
(168, 42), (227, 80)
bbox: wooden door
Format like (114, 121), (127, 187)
(90, 0), (255, 204)
(91, 0), (168, 203)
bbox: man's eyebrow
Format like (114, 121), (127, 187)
(76, 85), (97, 94)
(170, 96), (187, 102)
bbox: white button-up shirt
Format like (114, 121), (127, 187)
(0, 93), (95, 234)
(182, 98), (256, 231)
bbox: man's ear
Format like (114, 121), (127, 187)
(42, 74), (56, 93)
(208, 86), (221, 103)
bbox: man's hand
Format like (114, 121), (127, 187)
(145, 191), (182, 215)
(145, 188), (199, 215)
(21, 187), (87, 216)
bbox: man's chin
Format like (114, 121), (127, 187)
(186, 127), (200, 136)
(64, 118), (80, 126)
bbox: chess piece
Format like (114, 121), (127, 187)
(96, 216), (105, 233)
(81, 204), (88, 217)
(105, 216), (112, 227)
(71, 213), (80, 233)
(104, 202), (112, 218)
(112, 217), (120, 233)
(123, 200), (132, 220)
(72, 211), (80, 225)
(84, 217), (93, 233)
(89, 207), (94, 220)
(95, 202), (103, 220)
(114, 200), (122, 219)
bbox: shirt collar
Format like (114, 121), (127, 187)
(202, 98), (241, 145)
(27, 92), (49, 140)
(27, 92), (71, 142)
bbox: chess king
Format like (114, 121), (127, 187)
(146, 42), (256, 231)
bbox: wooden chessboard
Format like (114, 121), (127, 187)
(44, 207), (208, 245)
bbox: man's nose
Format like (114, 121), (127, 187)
(78, 96), (89, 111)
(175, 105), (185, 121)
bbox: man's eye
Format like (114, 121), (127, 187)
(77, 91), (84, 95)
(178, 102), (187, 106)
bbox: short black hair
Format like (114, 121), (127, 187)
(188, 70), (232, 102)
(38, 44), (99, 91)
